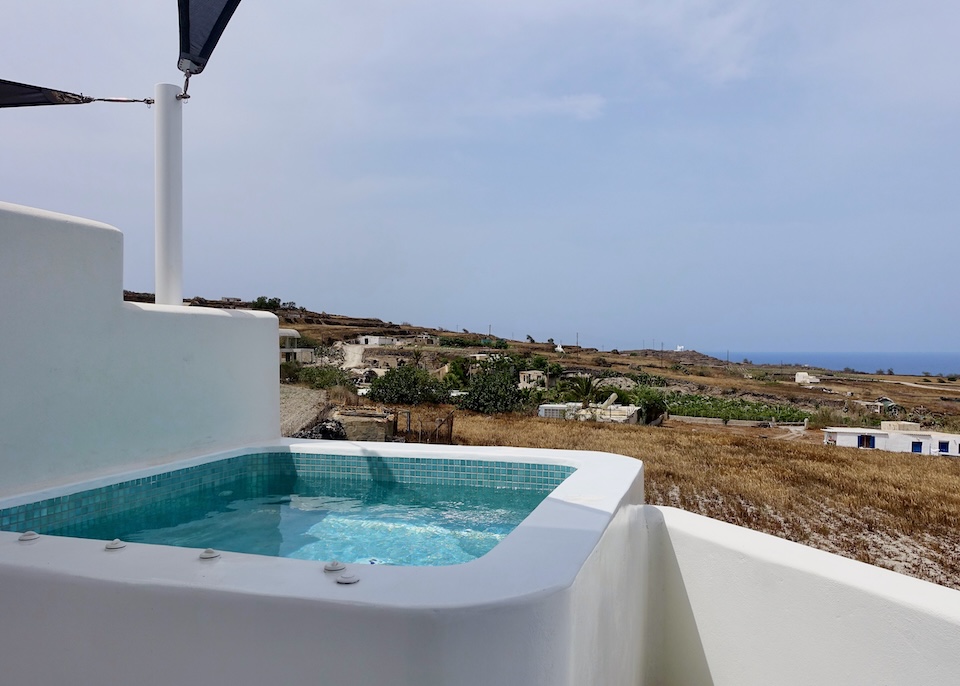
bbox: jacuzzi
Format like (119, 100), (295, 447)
(0, 439), (647, 686)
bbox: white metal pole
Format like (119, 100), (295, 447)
(155, 83), (183, 306)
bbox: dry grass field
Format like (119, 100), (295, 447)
(446, 411), (960, 589)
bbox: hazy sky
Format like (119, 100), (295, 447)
(4, 2), (958, 352)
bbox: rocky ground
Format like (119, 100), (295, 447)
(279, 385), (328, 436)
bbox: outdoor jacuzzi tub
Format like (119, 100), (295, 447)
(0, 439), (647, 686)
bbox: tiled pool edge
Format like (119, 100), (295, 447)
(0, 451), (575, 536)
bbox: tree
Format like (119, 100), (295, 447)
(526, 334), (536, 343)
(600, 386), (633, 406)
(443, 356), (472, 390)
(459, 359), (525, 414)
(546, 362), (564, 381)
(562, 375), (602, 408)
(528, 355), (549, 372)
(369, 365), (446, 405)
(252, 296), (281, 311)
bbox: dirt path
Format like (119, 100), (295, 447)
(778, 425), (810, 441)
(675, 421), (823, 444)
(880, 379), (960, 393)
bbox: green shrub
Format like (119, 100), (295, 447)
(439, 336), (474, 348)
(633, 386), (668, 424)
(299, 365), (355, 390)
(628, 371), (668, 387)
(369, 365), (446, 405)
(280, 361), (302, 384)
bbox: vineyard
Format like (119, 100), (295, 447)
(665, 392), (809, 422)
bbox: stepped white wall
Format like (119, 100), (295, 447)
(0, 201), (279, 497)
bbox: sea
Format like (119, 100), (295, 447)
(703, 352), (960, 377)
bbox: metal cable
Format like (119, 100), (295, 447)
(88, 96), (155, 105)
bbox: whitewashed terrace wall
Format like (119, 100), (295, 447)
(0, 202), (279, 497)
(646, 506), (960, 685)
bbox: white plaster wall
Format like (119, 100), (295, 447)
(0, 548), (570, 686)
(884, 432), (929, 454)
(835, 432), (864, 448)
(0, 202), (279, 496)
(568, 464), (647, 685)
(832, 431), (936, 454)
(832, 431), (886, 450)
(648, 506), (960, 685)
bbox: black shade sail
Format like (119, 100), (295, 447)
(178, 0), (242, 75)
(0, 79), (91, 109)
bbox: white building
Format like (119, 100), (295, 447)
(823, 421), (960, 456)
(279, 328), (315, 364)
(795, 371), (820, 384)
(538, 401), (641, 424)
(356, 335), (398, 346)
(397, 333), (439, 346)
(519, 370), (546, 389)
(538, 402), (582, 419)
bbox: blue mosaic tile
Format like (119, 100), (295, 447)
(0, 452), (575, 536)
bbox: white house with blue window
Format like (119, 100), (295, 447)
(823, 421), (960, 456)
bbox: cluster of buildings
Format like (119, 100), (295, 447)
(284, 331), (960, 456)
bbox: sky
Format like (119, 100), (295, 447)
(4, 1), (959, 353)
